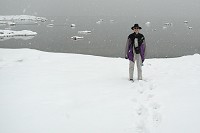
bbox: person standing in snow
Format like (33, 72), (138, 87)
(125, 24), (146, 81)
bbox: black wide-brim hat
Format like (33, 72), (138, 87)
(131, 24), (142, 30)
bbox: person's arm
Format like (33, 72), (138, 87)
(125, 37), (131, 59)
(140, 35), (146, 63)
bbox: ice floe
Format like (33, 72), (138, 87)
(7, 22), (16, 26)
(71, 36), (83, 40)
(71, 24), (76, 28)
(110, 20), (115, 23)
(145, 22), (151, 27)
(78, 30), (91, 35)
(0, 15), (47, 22)
(184, 21), (188, 24)
(0, 15), (47, 26)
(0, 29), (37, 41)
(164, 22), (173, 26)
(47, 24), (54, 27)
(162, 26), (167, 30)
(96, 19), (104, 24)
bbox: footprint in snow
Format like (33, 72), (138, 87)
(131, 98), (137, 103)
(135, 120), (150, 133)
(135, 105), (148, 117)
(134, 79), (162, 131)
(137, 86), (145, 94)
(149, 81), (157, 90)
(150, 102), (161, 110)
(16, 59), (24, 62)
(145, 94), (154, 101)
(152, 112), (162, 125)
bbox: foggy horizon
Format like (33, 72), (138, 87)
(0, 0), (200, 19)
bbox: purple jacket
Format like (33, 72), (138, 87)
(125, 33), (146, 62)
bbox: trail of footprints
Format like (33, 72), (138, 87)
(133, 80), (162, 133)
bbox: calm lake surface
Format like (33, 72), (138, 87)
(0, 16), (200, 58)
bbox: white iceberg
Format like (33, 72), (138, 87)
(71, 24), (76, 28)
(164, 22), (173, 26)
(0, 15), (47, 22)
(145, 22), (151, 27)
(0, 21), (7, 25)
(71, 36), (84, 40)
(110, 20), (115, 23)
(0, 30), (37, 41)
(0, 15), (47, 25)
(47, 24), (54, 27)
(0, 36), (35, 41)
(7, 22), (16, 26)
(78, 30), (91, 34)
(162, 26), (167, 30)
(96, 19), (104, 24)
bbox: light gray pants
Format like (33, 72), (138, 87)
(129, 54), (142, 80)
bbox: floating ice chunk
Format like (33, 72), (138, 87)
(0, 36), (35, 41)
(71, 36), (83, 40)
(145, 21), (151, 27)
(110, 20), (115, 23)
(47, 24), (54, 27)
(14, 30), (37, 36)
(162, 26), (167, 30)
(0, 30), (37, 41)
(0, 30), (37, 37)
(36, 17), (47, 22)
(188, 26), (192, 29)
(96, 21), (101, 24)
(164, 23), (170, 26)
(71, 24), (76, 27)
(96, 19), (104, 24)
(0, 15), (47, 23)
(8, 22), (16, 26)
(184, 21), (188, 24)
(0, 21), (7, 25)
(164, 22), (173, 26)
(78, 30), (91, 34)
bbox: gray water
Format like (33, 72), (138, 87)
(0, 16), (200, 58)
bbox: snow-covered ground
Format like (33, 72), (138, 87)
(0, 48), (200, 133)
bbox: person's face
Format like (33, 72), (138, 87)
(133, 27), (140, 33)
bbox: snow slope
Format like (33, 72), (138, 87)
(0, 48), (200, 133)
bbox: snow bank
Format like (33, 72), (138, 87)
(0, 48), (200, 133)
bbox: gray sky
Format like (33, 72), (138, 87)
(0, 0), (200, 18)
